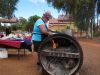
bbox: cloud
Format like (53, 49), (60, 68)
(29, 0), (46, 4)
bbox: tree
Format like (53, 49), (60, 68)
(19, 17), (27, 31)
(0, 0), (19, 18)
(96, 0), (100, 32)
(46, 0), (97, 38)
(97, 0), (100, 14)
(27, 15), (40, 32)
(11, 24), (19, 31)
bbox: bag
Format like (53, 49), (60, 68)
(0, 48), (8, 58)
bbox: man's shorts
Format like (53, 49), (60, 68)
(33, 41), (41, 52)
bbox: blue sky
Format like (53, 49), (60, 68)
(14, 0), (62, 20)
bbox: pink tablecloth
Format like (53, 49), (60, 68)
(0, 40), (23, 48)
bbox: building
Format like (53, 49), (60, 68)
(0, 17), (19, 27)
(0, 17), (18, 23)
(49, 15), (78, 32)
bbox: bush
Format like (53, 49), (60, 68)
(93, 31), (100, 37)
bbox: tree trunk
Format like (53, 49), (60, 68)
(97, 13), (99, 32)
(91, 18), (94, 39)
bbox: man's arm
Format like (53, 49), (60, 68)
(39, 24), (50, 35)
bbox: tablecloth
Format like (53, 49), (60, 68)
(0, 40), (23, 48)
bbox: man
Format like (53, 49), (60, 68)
(0, 31), (17, 40)
(32, 11), (52, 65)
(5, 27), (11, 36)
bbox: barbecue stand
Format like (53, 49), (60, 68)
(39, 33), (83, 75)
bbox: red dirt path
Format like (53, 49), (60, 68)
(79, 37), (100, 75)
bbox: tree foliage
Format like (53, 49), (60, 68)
(97, 0), (100, 14)
(46, 0), (97, 32)
(0, 0), (19, 18)
(11, 24), (19, 31)
(28, 15), (40, 26)
(27, 15), (40, 32)
(19, 17), (27, 31)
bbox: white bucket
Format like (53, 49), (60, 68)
(0, 48), (8, 58)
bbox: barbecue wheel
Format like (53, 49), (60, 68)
(39, 33), (83, 75)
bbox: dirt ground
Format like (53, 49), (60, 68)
(0, 37), (100, 75)
(78, 37), (100, 75)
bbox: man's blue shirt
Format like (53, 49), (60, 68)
(32, 19), (47, 41)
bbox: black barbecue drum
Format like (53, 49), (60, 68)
(39, 33), (83, 75)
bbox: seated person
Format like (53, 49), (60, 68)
(15, 30), (24, 40)
(0, 31), (22, 40)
